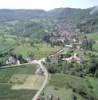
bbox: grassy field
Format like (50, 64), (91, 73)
(86, 32), (98, 52)
(87, 77), (98, 98)
(82, 32), (98, 41)
(93, 43), (98, 52)
(0, 35), (61, 63)
(0, 39), (17, 53)
(13, 43), (61, 59)
(41, 74), (98, 100)
(80, 32), (98, 52)
(0, 64), (44, 100)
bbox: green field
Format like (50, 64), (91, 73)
(0, 64), (44, 100)
(87, 77), (98, 98)
(0, 38), (17, 53)
(0, 36), (61, 64)
(81, 32), (98, 52)
(86, 33), (98, 41)
(13, 43), (61, 59)
(86, 33), (98, 52)
(41, 74), (98, 100)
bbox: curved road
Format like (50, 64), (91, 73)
(0, 48), (67, 100)
(0, 48), (66, 100)
(0, 58), (48, 100)
(32, 58), (48, 100)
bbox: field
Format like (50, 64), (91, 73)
(0, 35), (61, 62)
(0, 64), (44, 100)
(81, 32), (98, 52)
(13, 43), (61, 59)
(86, 33), (98, 52)
(85, 32), (98, 41)
(87, 77), (98, 98)
(41, 74), (98, 100)
(0, 38), (17, 53)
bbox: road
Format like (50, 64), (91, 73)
(32, 58), (48, 100)
(0, 58), (48, 100)
(0, 48), (66, 100)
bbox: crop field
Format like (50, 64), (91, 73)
(0, 64), (44, 100)
(41, 74), (98, 100)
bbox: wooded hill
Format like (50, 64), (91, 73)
(0, 6), (98, 39)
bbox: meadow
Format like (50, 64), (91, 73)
(86, 32), (98, 41)
(13, 42), (61, 59)
(81, 32), (98, 52)
(86, 33), (98, 52)
(0, 35), (61, 65)
(41, 74), (98, 100)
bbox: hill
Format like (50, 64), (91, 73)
(0, 7), (97, 39)
(77, 15), (98, 33)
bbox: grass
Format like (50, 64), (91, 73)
(87, 77), (98, 98)
(0, 36), (61, 61)
(93, 43), (98, 52)
(44, 86), (73, 100)
(42, 74), (97, 100)
(0, 64), (35, 83)
(82, 32), (98, 41)
(13, 43), (61, 59)
(80, 32), (98, 52)
(0, 39), (17, 53)
(88, 33), (98, 52)
(0, 64), (44, 100)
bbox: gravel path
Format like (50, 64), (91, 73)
(32, 58), (48, 100)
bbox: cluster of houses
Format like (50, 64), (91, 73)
(5, 54), (33, 65)
(49, 32), (82, 49)
(48, 52), (81, 64)
(62, 53), (81, 63)
(6, 56), (20, 65)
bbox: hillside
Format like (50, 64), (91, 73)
(77, 15), (98, 33)
(0, 9), (47, 23)
(0, 7), (97, 39)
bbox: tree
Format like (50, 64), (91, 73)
(88, 39), (96, 51)
(81, 36), (95, 50)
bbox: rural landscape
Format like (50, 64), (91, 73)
(0, 2), (98, 100)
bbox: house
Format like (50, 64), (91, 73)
(8, 56), (17, 64)
(26, 55), (33, 63)
(17, 60), (20, 65)
(6, 56), (20, 65)
(65, 44), (73, 48)
(62, 57), (73, 63)
(63, 53), (81, 63)
(49, 55), (59, 64)
(35, 67), (44, 75)
(73, 53), (81, 63)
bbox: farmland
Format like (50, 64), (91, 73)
(13, 42), (61, 59)
(0, 35), (61, 66)
(0, 64), (44, 100)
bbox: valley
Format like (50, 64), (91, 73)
(0, 6), (98, 100)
